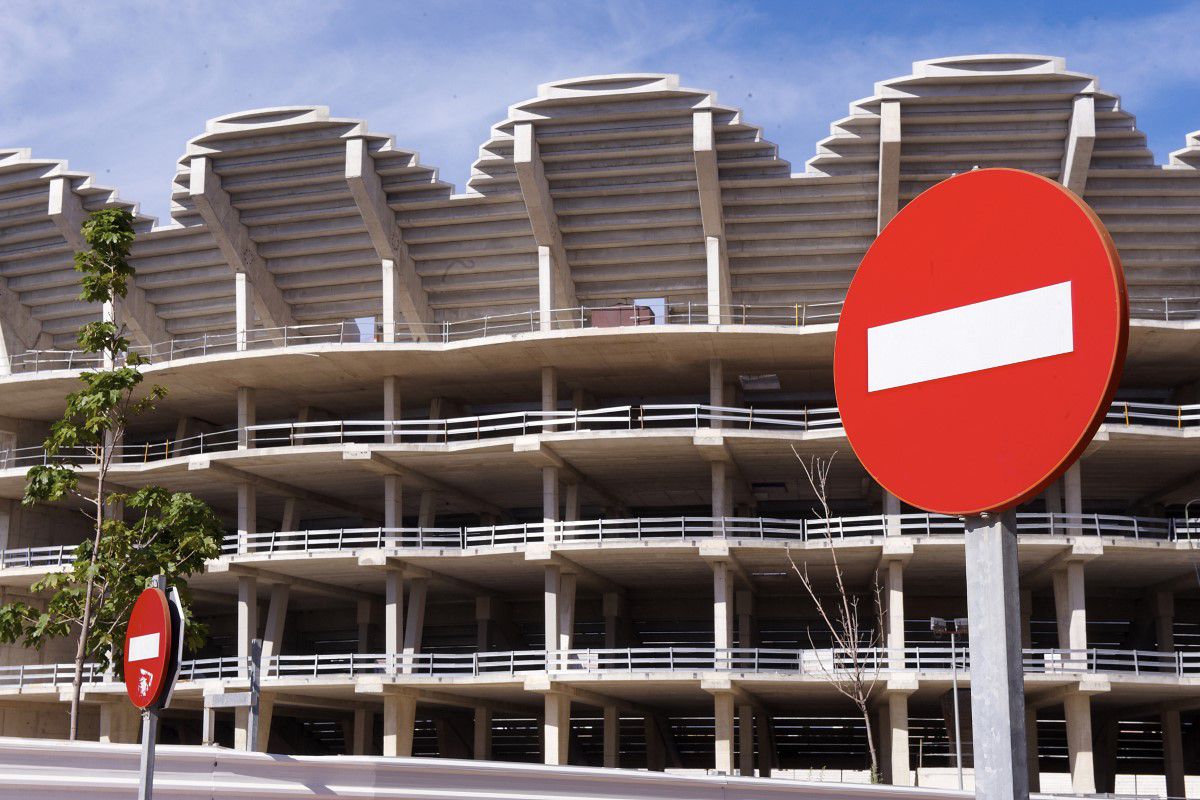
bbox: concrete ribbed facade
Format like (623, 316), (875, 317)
(0, 54), (1196, 794)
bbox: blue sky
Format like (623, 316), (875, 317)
(2, 0), (1197, 222)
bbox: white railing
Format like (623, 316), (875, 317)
(2, 399), (1196, 470)
(0, 656), (241, 689)
(0, 544), (77, 569)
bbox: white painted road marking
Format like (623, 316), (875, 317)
(867, 281), (1074, 392)
(127, 632), (161, 663)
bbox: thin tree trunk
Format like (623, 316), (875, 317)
(861, 704), (879, 782)
(69, 462), (105, 740)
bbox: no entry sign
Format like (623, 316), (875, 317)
(834, 168), (1127, 516)
(124, 586), (175, 709)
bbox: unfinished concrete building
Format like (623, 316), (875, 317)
(0, 54), (1197, 794)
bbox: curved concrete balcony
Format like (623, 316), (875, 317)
(3, 646), (1196, 693)
(1, 513), (1194, 573)
(2, 401), (1199, 471)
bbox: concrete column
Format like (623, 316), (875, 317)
(711, 461), (729, 519)
(259, 583), (290, 664)
(1064, 692), (1096, 794)
(712, 562), (733, 652)
(756, 715), (775, 777)
(237, 386), (256, 449)
(542, 467), (559, 542)
(352, 708), (372, 755)
(563, 482), (580, 523)
(544, 691), (571, 765)
(1020, 588), (1033, 649)
(235, 272), (252, 350)
(1162, 708), (1186, 799)
(383, 693), (416, 757)
(384, 475), (403, 530)
(877, 702), (893, 784)
(476, 596), (492, 651)
(383, 376), (401, 444)
(1025, 707), (1040, 792)
(417, 491), (437, 527)
(541, 366), (558, 432)
(709, 359), (724, 427)
(385, 570), (404, 657)
(1064, 463), (1082, 536)
(1053, 561), (1087, 663)
(738, 705), (754, 776)
(0, 500), (12, 554)
(473, 706), (492, 760)
(255, 695), (274, 752)
(544, 565), (561, 664)
(202, 705), (216, 746)
(706, 236), (728, 324)
(888, 692), (911, 786)
(884, 491), (902, 536)
(401, 577), (427, 671)
(1156, 590), (1175, 651)
(886, 560), (905, 669)
(237, 575), (258, 679)
(603, 592), (621, 648)
(537, 246), (554, 332)
(602, 705), (619, 768)
(280, 497), (298, 531)
(237, 483), (256, 554)
(736, 590), (754, 649)
(1045, 479), (1063, 515)
(381, 259), (400, 343)
(645, 716), (666, 772)
(713, 692), (735, 775)
(557, 572), (576, 652)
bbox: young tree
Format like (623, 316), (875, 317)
(0, 209), (221, 740)
(786, 448), (885, 782)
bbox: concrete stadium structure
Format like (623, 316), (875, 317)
(0, 54), (1197, 794)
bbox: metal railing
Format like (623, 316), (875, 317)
(0, 655), (243, 689)
(2, 399), (1196, 470)
(220, 512), (1200, 556)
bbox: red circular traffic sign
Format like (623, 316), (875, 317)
(124, 587), (173, 709)
(834, 169), (1127, 516)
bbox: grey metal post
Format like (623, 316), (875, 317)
(951, 631), (963, 790)
(965, 511), (1028, 800)
(137, 709), (158, 800)
(248, 637), (262, 751)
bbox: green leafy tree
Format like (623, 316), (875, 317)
(0, 209), (221, 740)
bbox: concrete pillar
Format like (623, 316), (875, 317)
(383, 375), (401, 443)
(1020, 588), (1033, 649)
(1053, 561), (1087, 664)
(476, 596), (492, 651)
(202, 705), (216, 746)
(1026, 707), (1040, 792)
(557, 572), (576, 652)
(738, 704), (754, 776)
(402, 577), (427, 671)
(711, 461), (729, 519)
(381, 259), (401, 343)
(736, 590), (754, 650)
(706, 236), (727, 324)
(237, 575), (258, 679)
(888, 692), (911, 786)
(385, 570), (404, 658)
(255, 694), (274, 752)
(1156, 590), (1175, 651)
(884, 490), (902, 536)
(877, 702), (893, 784)
(237, 483), (256, 553)
(713, 692), (735, 775)
(352, 708), (372, 755)
(544, 691), (571, 765)
(357, 599), (372, 651)
(237, 386), (256, 449)
(886, 560), (904, 669)
(259, 583), (290, 665)
(473, 706), (492, 760)
(1162, 708), (1186, 799)
(383, 693), (416, 757)
(417, 491), (437, 527)
(603, 705), (619, 768)
(280, 497), (298, 531)
(542, 467), (559, 542)
(709, 359), (723, 426)
(544, 565), (561, 664)
(563, 482), (580, 523)
(645, 716), (666, 772)
(234, 272), (252, 350)
(756, 715), (775, 777)
(384, 475), (403, 530)
(712, 562), (733, 652)
(537, 246), (554, 332)
(541, 366), (558, 432)
(1064, 463), (1082, 535)
(603, 592), (621, 648)
(1064, 692), (1096, 794)
(0, 500), (12, 554)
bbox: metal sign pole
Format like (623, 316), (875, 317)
(951, 630), (963, 790)
(248, 638), (262, 751)
(964, 511), (1028, 800)
(137, 708), (159, 800)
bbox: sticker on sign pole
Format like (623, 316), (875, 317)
(834, 168), (1128, 516)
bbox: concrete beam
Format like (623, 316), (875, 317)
(1020, 539), (1103, 587)
(522, 674), (655, 717)
(356, 681), (535, 717)
(343, 447), (511, 520)
(189, 456), (382, 523)
(512, 438), (624, 510)
(1060, 94), (1096, 195)
(1025, 676), (1111, 711)
(694, 110), (730, 325)
(345, 138), (431, 342)
(698, 540), (754, 590)
(211, 562), (375, 604)
(877, 100), (902, 232)
(188, 156), (295, 330)
(525, 543), (623, 595)
(0, 273), (45, 369)
(513, 122), (577, 324)
(48, 177), (168, 347)
(357, 554), (496, 598)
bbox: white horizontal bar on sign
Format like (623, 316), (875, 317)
(867, 281), (1074, 392)
(127, 632), (160, 663)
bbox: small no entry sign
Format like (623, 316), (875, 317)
(124, 587), (174, 709)
(834, 168), (1128, 516)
